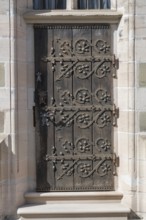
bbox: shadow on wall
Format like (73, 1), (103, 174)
(0, 135), (16, 220)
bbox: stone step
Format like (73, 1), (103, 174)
(18, 202), (130, 220)
(17, 192), (130, 220)
(24, 191), (124, 204)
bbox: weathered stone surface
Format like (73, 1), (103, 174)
(136, 0), (146, 15)
(139, 63), (146, 87)
(139, 112), (146, 131)
(0, 63), (5, 87)
(136, 88), (146, 111)
(0, 112), (4, 132)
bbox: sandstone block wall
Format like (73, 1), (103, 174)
(0, 0), (14, 218)
(0, 0), (34, 219)
(116, 0), (146, 219)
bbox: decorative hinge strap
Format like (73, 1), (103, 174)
(113, 153), (120, 175)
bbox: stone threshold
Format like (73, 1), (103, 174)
(23, 10), (122, 24)
(24, 191), (124, 204)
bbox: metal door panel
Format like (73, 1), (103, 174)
(34, 24), (118, 192)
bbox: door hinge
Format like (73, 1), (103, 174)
(113, 153), (120, 176)
(112, 55), (119, 69)
(33, 106), (36, 127)
(112, 55), (119, 78)
(112, 104), (119, 126)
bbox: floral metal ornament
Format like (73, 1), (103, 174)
(96, 40), (110, 54)
(62, 141), (73, 154)
(75, 89), (91, 104)
(95, 89), (111, 104)
(75, 63), (90, 79)
(75, 39), (90, 54)
(77, 163), (92, 177)
(76, 113), (91, 126)
(76, 138), (92, 153)
(61, 90), (73, 105)
(96, 138), (111, 152)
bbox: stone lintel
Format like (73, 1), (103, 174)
(23, 10), (122, 24)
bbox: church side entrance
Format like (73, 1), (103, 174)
(34, 24), (118, 192)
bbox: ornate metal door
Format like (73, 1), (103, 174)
(34, 24), (119, 192)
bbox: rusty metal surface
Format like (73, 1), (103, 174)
(34, 24), (118, 192)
